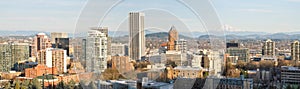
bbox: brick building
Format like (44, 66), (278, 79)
(25, 64), (58, 78)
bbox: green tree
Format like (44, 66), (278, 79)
(20, 80), (30, 89)
(4, 82), (11, 89)
(32, 78), (42, 89)
(286, 85), (292, 89)
(236, 60), (247, 70)
(56, 81), (66, 89)
(14, 80), (20, 89)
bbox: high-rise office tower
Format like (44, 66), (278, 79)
(86, 30), (107, 73)
(291, 40), (300, 61)
(31, 33), (52, 60)
(129, 12), (145, 61)
(262, 39), (275, 56)
(81, 39), (87, 68)
(53, 38), (70, 56)
(167, 26), (178, 51)
(50, 32), (68, 44)
(0, 43), (12, 72)
(11, 43), (30, 66)
(91, 27), (111, 56)
(0, 42), (30, 72)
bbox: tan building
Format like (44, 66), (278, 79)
(31, 33), (52, 60)
(166, 66), (203, 80)
(0, 71), (22, 80)
(50, 32), (68, 44)
(167, 26), (178, 51)
(111, 56), (134, 74)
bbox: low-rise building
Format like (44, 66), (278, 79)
(25, 64), (58, 78)
(174, 77), (253, 89)
(166, 66), (203, 80)
(111, 56), (134, 74)
(281, 66), (300, 85)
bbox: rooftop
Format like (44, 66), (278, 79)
(174, 66), (202, 71)
(281, 66), (300, 71)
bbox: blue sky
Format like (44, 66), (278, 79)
(0, 0), (299, 33)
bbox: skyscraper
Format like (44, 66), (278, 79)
(31, 33), (52, 59)
(0, 42), (30, 72)
(86, 30), (107, 73)
(0, 43), (11, 72)
(168, 26), (178, 51)
(262, 39), (275, 57)
(11, 43), (30, 66)
(44, 48), (67, 73)
(291, 40), (300, 62)
(50, 32), (68, 44)
(129, 12), (145, 61)
(53, 38), (70, 56)
(91, 27), (111, 56)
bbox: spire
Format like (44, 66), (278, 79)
(170, 25), (176, 32)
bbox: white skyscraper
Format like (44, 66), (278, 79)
(86, 30), (108, 73)
(129, 12), (145, 61)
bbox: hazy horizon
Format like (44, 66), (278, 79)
(1, 0), (299, 33)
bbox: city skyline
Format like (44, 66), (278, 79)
(2, 1), (300, 89)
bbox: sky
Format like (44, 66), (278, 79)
(0, 0), (299, 33)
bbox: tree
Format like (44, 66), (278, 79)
(246, 61), (259, 70)
(14, 80), (20, 89)
(286, 85), (292, 89)
(56, 81), (66, 89)
(67, 79), (76, 89)
(259, 60), (274, 70)
(32, 78), (42, 89)
(21, 80), (30, 89)
(4, 82), (11, 89)
(277, 60), (292, 67)
(236, 60), (247, 70)
(88, 82), (97, 89)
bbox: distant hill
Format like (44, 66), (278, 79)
(1, 30), (300, 40)
(197, 33), (300, 40)
(145, 32), (193, 40)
